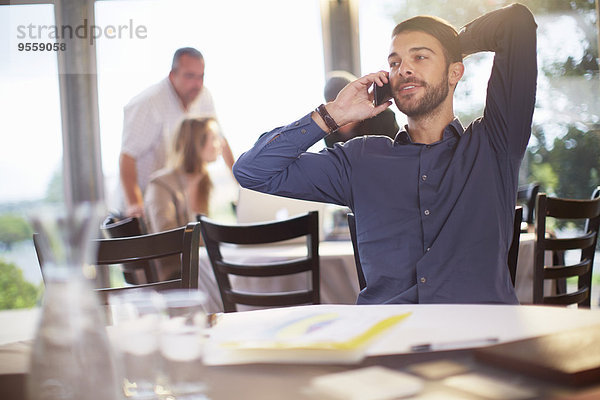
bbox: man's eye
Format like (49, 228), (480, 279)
(416, 55), (426, 60)
(389, 61), (400, 68)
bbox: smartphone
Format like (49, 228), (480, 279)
(373, 81), (392, 106)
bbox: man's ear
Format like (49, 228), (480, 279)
(448, 62), (464, 86)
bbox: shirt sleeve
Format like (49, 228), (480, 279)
(459, 3), (537, 158)
(233, 113), (354, 206)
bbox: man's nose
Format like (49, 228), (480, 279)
(399, 61), (414, 77)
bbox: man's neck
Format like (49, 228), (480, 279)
(177, 93), (191, 112)
(406, 103), (455, 144)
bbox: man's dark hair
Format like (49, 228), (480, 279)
(171, 47), (204, 70)
(391, 16), (462, 64)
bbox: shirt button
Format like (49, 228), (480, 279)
(301, 129), (307, 134)
(295, 122), (300, 126)
(424, 209), (430, 216)
(421, 174), (427, 181)
(420, 277), (427, 283)
(426, 247), (431, 252)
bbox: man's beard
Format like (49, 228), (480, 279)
(394, 73), (450, 117)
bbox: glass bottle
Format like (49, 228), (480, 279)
(28, 203), (121, 400)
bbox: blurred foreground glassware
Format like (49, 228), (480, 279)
(109, 290), (165, 399)
(27, 202), (121, 400)
(160, 289), (209, 399)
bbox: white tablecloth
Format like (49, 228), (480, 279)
(514, 233), (554, 304)
(197, 241), (359, 313)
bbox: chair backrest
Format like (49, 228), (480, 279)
(348, 208), (523, 291)
(347, 213), (366, 291)
(517, 182), (540, 225)
(35, 222), (201, 305)
(198, 211), (320, 313)
(100, 215), (158, 284)
(508, 206), (523, 288)
(533, 190), (600, 307)
(101, 214), (148, 237)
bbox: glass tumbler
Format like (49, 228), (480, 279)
(109, 290), (165, 399)
(159, 289), (209, 399)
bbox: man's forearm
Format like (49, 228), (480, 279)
(119, 153), (144, 216)
(459, 3), (536, 56)
(233, 113), (327, 192)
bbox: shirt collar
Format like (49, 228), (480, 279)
(394, 117), (464, 145)
(164, 78), (185, 112)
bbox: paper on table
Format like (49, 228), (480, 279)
(204, 306), (410, 365)
(309, 366), (423, 400)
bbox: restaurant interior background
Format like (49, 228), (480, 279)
(1, 0), (599, 310)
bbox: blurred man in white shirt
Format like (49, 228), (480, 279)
(119, 47), (234, 217)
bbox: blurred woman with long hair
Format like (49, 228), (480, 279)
(145, 117), (222, 233)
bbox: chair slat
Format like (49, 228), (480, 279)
(202, 216), (314, 244)
(226, 290), (315, 308)
(541, 233), (597, 252)
(96, 229), (185, 264)
(546, 197), (600, 219)
(543, 260), (590, 280)
(216, 259), (313, 277)
(543, 287), (589, 306)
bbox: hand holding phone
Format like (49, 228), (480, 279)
(373, 81), (392, 106)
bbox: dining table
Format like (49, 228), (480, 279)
(1, 303), (600, 400)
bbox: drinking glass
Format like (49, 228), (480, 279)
(159, 289), (209, 399)
(109, 290), (165, 399)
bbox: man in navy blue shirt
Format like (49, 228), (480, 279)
(233, 4), (537, 304)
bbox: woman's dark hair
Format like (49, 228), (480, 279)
(391, 16), (462, 64)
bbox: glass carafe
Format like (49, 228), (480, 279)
(28, 203), (121, 400)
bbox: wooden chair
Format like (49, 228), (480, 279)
(34, 222), (201, 305)
(348, 207), (523, 291)
(533, 190), (600, 307)
(508, 206), (523, 287)
(347, 213), (366, 291)
(198, 211), (320, 313)
(517, 182), (540, 230)
(100, 215), (158, 284)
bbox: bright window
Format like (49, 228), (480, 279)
(0, 4), (62, 290)
(94, 0), (325, 213)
